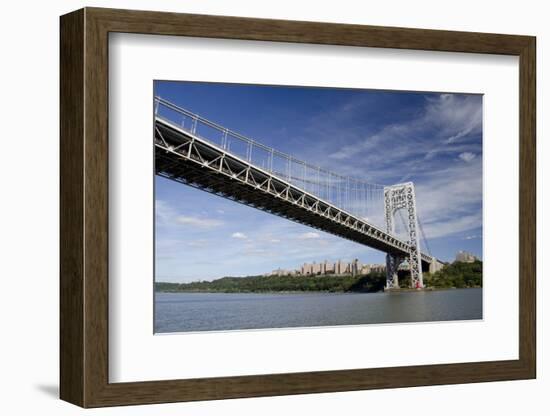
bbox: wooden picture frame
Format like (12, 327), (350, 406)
(60, 7), (536, 408)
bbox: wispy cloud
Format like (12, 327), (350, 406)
(175, 215), (224, 228)
(324, 94), (482, 182)
(347, 95), (477, 149)
(414, 161), (482, 239)
(421, 212), (482, 240)
(301, 93), (483, 240)
(231, 232), (247, 239)
(298, 232), (320, 240)
(157, 200), (225, 229)
(458, 152), (476, 162)
(155, 200), (175, 225)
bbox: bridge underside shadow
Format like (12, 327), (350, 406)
(155, 118), (432, 269)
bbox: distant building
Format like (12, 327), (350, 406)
(264, 254), (460, 278)
(312, 262), (322, 275)
(301, 263), (313, 275)
(360, 264), (371, 275)
(291, 259), (385, 277)
(335, 260), (344, 275)
(368, 264), (386, 274)
(455, 251), (478, 263)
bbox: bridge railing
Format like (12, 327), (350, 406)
(155, 97), (386, 227)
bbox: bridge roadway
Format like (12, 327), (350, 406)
(154, 117), (434, 268)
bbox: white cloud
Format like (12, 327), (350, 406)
(156, 200), (225, 229)
(175, 215), (224, 228)
(231, 232), (247, 239)
(298, 232), (320, 240)
(458, 152), (476, 162)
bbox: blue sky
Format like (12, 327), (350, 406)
(154, 81), (483, 282)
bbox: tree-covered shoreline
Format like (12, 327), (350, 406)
(424, 260), (482, 289)
(155, 261), (482, 294)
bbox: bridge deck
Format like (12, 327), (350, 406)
(155, 117), (432, 266)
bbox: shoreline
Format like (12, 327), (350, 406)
(156, 261), (482, 295)
(155, 286), (482, 295)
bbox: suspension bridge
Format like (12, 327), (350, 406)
(154, 97), (444, 289)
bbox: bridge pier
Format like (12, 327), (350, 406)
(385, 254), (404, 290)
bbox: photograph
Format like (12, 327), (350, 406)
(153, 81), (483, 333)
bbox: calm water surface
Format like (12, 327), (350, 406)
(154, 288), (482, 333)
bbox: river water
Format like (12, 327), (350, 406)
(154, 288), (482, 333)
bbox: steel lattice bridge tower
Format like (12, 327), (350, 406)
(384, 183), (424, 289)
(154, 97), (443, 289)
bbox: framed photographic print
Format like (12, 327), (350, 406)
(60, 7), (536, 408)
